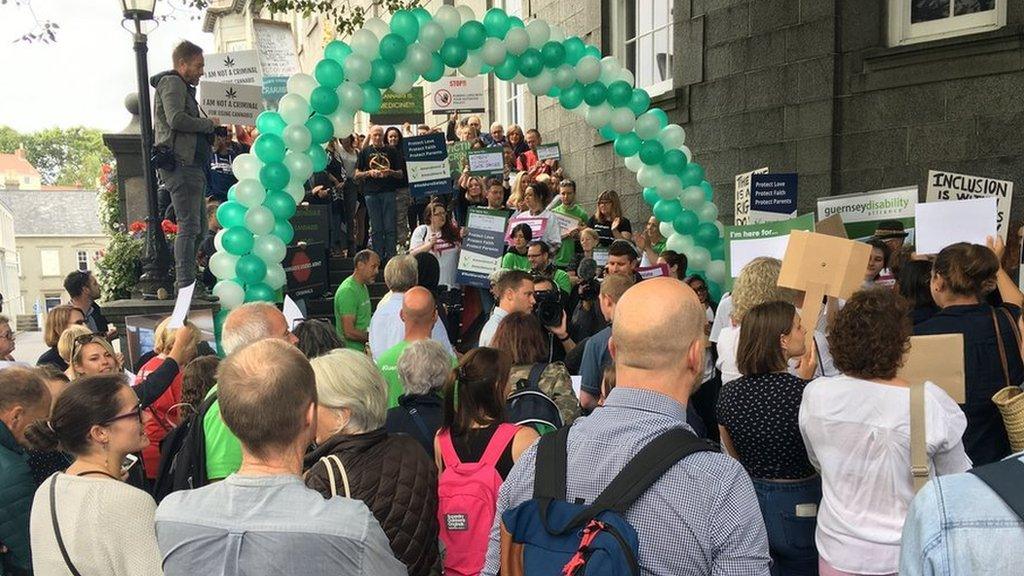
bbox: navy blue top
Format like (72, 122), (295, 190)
(915, 303), (1022, 466)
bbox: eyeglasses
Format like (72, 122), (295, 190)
(101, 402), (143, 426)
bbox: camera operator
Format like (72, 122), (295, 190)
(526, 241), (571, 295)
(531, 275), (576, 364)
(569, 256), (604, 342)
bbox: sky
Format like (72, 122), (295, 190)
(0, 1), (215, 134)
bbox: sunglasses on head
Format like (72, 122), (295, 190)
(71, 332), (107, 361)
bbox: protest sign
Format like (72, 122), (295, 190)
(167, 282), (194, 329)
(552, 212), (580, 237)
(916, 197), (998, 254)
(816, 186), (917, 241)
(447, 140), (472, 177)
(734, 167), (769, 226)
(536, 143), (561, 161)
(637, 264), (670, 279)
(724, 213), (815, 289)
(284, 242), (327, 299)
(253, 20), (299, 103)
(204, 50), (261, 85)
(505, 215), (548, 245)
(467, 146), (505, 177)
(430, 76), (486, 114)
(457, 207), (512, 288)
(403, 133), (451, 198)
(593, 248), (609, 267)
(199, 81), (264, 126)
(750, 172), (798, 223)
(899, 334), (966, 403)
(370, 87), (425, 125)
(926, 170), (1013, 241)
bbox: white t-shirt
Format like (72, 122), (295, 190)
(367, 291), (453, 360)
(410, 224), (460, 289)
(513, 209), (562, 249)
(709, 294), (733, 344)
(799, 376), (971, 574)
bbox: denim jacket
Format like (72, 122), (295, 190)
(900, 452), (1024, 575)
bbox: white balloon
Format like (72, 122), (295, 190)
(505, 27), (530, 55)
(342, 53), (371, 85)
(405, 43), (433, 74)
(659, 221), (675, 239)
(697, 201), (719, 223)
(527, 70), (554, 96)
(706, 260), (727, 285)
(526, 19), (550, 48)
(339, 80), (366, 112)
(283, 151), (313, 183)
(209, 251), (238, 280)
(549, 25), (565, 43)
(689, 246), (711, 271)
(282, 124), (311, 152)
(214, 228), (227, 253)
(554, 64), (576, 89)
(278, 93), (310, 126)
(665, 233), (694, 254)
(659, 124), (686, 149)
(235, 179), (266, 208)
(481, 37), (507, 66)
(637, 164), (661, 188)
(459, 54), (483, 77)
(714, 220), (725, 235)
(585, 103), (611, 128)
(455, 4), (476, 25)
(253, 234), (287, 264)
(656, 175), (682, 200)
(681, 186), (704, 210)
(286, 182), (306, 204)
(328, 110), (354, 137)
(624, 154), (643, 173)
(610, 107), (635, 134)
(599, 56), (620, 85)
(418, 21), (445, 51)
(363, 17), (389, 39)
(285, 73), (317, 101)
(391, 65), (417, 93)
(635, 111), (662, 140)
(575, 55), (601, 84)
(434, 5), (461, 37)
(264, 263), (287, 290)
(245, 206), (275, 236)
(351, 29), (379, 59)
(231, 154), (262, 181)
(213, 280), (245, 309)
(618, 68), (635, 87)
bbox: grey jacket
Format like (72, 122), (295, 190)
(151, 70), (214, 167)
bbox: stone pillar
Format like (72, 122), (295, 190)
(102, 93), (150, 230)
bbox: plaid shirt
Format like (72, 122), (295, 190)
(482, 387), (770, 576)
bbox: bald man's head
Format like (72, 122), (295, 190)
(221, 302), (295, 355)
(612, 278), (705, 372)
(402, 286), (437, 329)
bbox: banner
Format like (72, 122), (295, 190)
(816, 186), (917, 241)
(536, 143), (561, 161)
(467, 146), (505, 177)
(457, 207), (512, 288)
(291, 204), (330, 247)
(734, 167), (769, 225)
(199, 81), (264, 126)
(430, 76), (486, 114)
(749, 172), (798, 223)
(253, 20), (299, 103)
(370, 87), (425, 125)
(926, 170), (1013, 241)
(447, 140), (472, 177)
(203, 50), (261, 85)
(724, 213), (815, 289)
(284, 242), (327, 298)
(403, 133), (451, 198)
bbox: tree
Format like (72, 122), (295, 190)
(0, 125), (114, 187)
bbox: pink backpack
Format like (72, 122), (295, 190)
(437, 423), (520, 576)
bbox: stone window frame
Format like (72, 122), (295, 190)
(887, 0), (1007, 47)
(76, 250), (89, 272)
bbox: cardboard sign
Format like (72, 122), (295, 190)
(926, 170), (1013, 241)
(467, 146), (505, 177)
(253, 19), (299, 102)
(430, 76), (486, 114)
(457, 207), (512, 288)
(734, 167), (769, 226)
(204, 50), (262, 85)
(724, 214), (815, 288)
(815, 214), (848, 239)
(505, 215), (547, 245)
(283, 242), (327, 298)
(199, 81), (264, 126)
(750, 172), (798, 223)
(637, 264), (670, 279)
(898, 334), (966, 403)
(817, 186), (918, 241)
(403, 133), (452, 198)
(536, 143), (561, 161)
(370, 87), (425, 125)
(915, 196), (998, 255)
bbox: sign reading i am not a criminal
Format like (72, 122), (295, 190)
(204, 50), (262, 85)
(926, 170), (1013, 241)
(199, 82), (264, 126)
(749, 172), (798, 223)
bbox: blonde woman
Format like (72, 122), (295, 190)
(38, 305), (87, 371)
(587, 189), (632, 246)
(57, 325), (95, 381)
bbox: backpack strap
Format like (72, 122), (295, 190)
(405, 407), (433, 446)
(969, 457), (1024, 522)
(480, 423), (520, 468)
(992, 308), (1014, 388)
(910, 381), (930, 493)
(438, 428), (461, 470)
(533, 423), (571, 501)
(527, 363), (547, 388)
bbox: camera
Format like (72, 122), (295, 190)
(578, 278), (600, 302)
(533, 288), (563, 328)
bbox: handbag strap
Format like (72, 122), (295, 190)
(48, 475), (83, 576)
(910, 381), (930, 493)
(320, 455), (351, 498)
(992, 309), (1013, 388)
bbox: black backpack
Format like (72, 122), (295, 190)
(506, 364), (563, 435)
(152, 392), (217, 502)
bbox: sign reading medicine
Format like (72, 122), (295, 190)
(749, 172), (797, 223)
(403, 133), (451, 198)
(430, 77), (486, 114)
(199, 82), (264, 126)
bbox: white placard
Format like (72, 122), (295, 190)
(430, 76), (486, 113)
(253, 20), (300, 77)
(734, 167), (769, 226)
(283, 295), (304, 328)
(915, 197), (998, 255)
(552, 212), (579, 236)
(728, 235), (792, 277)
(570, 375), (582, 399)
(536, 143), (561, 161)
(204, 50), (262, 85)
(199, 81), (264, 126)
(926, 170), (1013, 241)
(168, 282), (194, 329)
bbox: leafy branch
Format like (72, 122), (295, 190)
(257, 0), (420, 37)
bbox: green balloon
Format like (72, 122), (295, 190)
(639, 140), (665, 165)
(305, 114), (334, 145)
(253, 134), (286, 163)
(584, 45), (602, 59)
(541, 41), (565, 68)
(672, 209), (699, 236)
(662, 149), (688, 175)
(653, 198), (683, 222)
(264, 191), (297, 220)
(518, 48), (543, 77)
(440, 38), (468, 68)
(389, 10), (419, 44)
(324, 40), (352, 64)
(424, 53), (445, 82)
(695, 222), (720, 249)
(259, 162), (290, 190)
(613, 132), (641, 157)
(599, 125), (618, 141)
(379, 33), (408, 64)
(483, 8), (510, 38)
(255, 111), (286, 136)
(548, 85), (561, 98)
(222, 226), (254, 256)
(651, 108), (669, 127)
(459, 21), (487, 50)
(361, 85), (382, 113)
(642, 187), (660, 207)
(710, 244), (725, 261)
(563, 37), (586, 65)
(273, 219), (295, 244)
(509, 16), (525, 28)
(216, 201), (247, 228)
(606, 81), (632, 107)
(494, 54), (518, 81)
(680, 163), (706, 187)
(411, 7), (431, 26)
(309, 145), (329, 171)
(583, 82), (606, 106)
(314, 58), (345, 89)
(370, 59), (396, 89)
(236, 254), (267, 284)
(701, 180), (714, 201)
(309, 86), (339, 116)
(559, 82), (583, 109)
(227, 184), (237, 202)
(629, 88), (651, 116)
(244, 282), (276, 303)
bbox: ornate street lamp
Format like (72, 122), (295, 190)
(121, 0), (173, 299)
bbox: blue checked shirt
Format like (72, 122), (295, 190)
(482, 387), (770, 576)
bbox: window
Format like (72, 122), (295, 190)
(494, 0), (526, 127)
(44, 294), (61, 312)
(40, 249), (60, 277)
(77, 250), (89, 272)
(612, 0), (673, 96)
(889, 0), (1005, 46)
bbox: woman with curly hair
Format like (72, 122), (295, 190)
(799, 288), (970, 576)
(410, 201), (461, 289)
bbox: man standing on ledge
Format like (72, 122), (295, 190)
(152, 40), (220, 302)
(335, 249), (380, 352)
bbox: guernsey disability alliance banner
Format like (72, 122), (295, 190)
(816, 186), (918, 241)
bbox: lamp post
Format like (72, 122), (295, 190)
(121, 0), (173, 300)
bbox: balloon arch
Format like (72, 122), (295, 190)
(210, 4), (729, 309)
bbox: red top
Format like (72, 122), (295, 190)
(134, 356), (183, 479)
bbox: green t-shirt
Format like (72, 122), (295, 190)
(202, 385), (241, 481)
(377, 340), (458, 408)
(552, 204), (589, 267)
(653, 240), (666, 255)
(502, 251), (530, 271)
(333, 276), (371, 351)
(551, 268), (572, 294)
